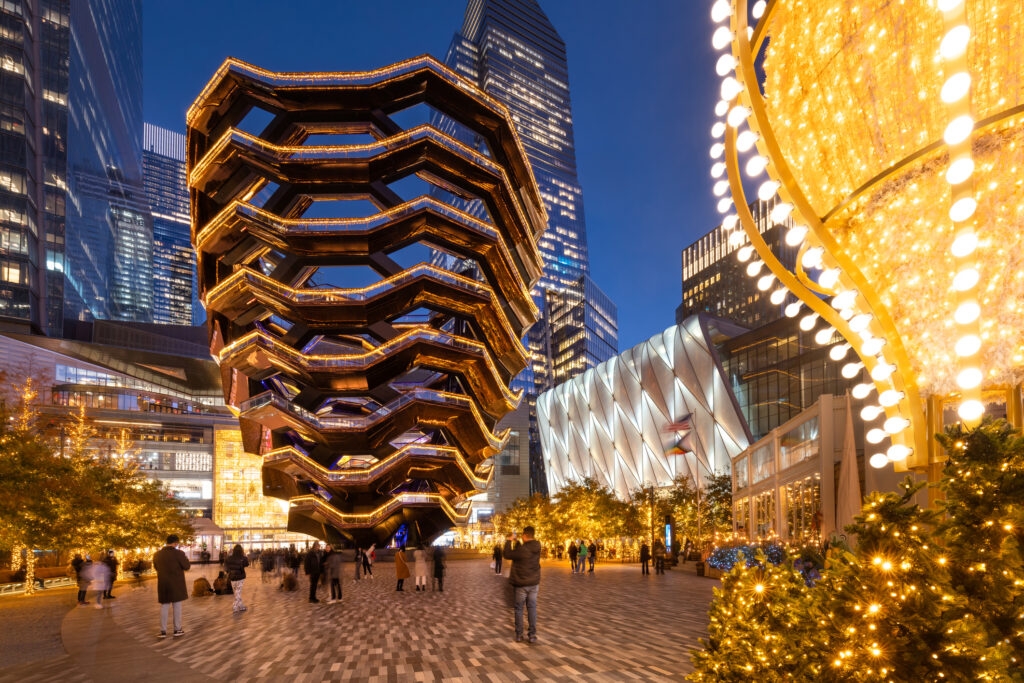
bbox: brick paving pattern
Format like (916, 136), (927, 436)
(1, 558), (714, 682)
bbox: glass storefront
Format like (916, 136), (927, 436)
(753, 490), (775, 539)
(783, 474), (822, 542)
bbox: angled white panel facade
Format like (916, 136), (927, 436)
(537, 317), (750, 500)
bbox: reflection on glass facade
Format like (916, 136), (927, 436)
(677, 198), (798, 328)
(441, 0), (618, 495)
(143, 123), (196, 325)
(783, 473), (822, 542)
(0, 0), (147, 333)
(213, 427), (290, 536)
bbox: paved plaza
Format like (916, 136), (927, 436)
(0, 558), (714, 682)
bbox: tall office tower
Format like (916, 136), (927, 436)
(442, 0), (617, 494)
(0, 0), (147, 335)
(543, 274), (617, 387)
(677, 198), (799, 328)
(143, 123), (197, 326)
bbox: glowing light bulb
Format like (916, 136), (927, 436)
(745, 155), (768, 176)
(943, 115), (973, 145)
(752, 0), (766, 19)
(784, 302), (801, 318)
(715, 100), (729, 117)
(940, 25), (970, 59)
(713, 180), (730, 197)
(958, 399), (984, 421)
(711, 121), (727, 138)
(818, 269), (840, 289)
(957, 367), (982, 389)
(852, 383), (873, 400)
(712, 26), (733, 50)
(887, 445), (912, 461)
(950, 231), (977, 257)
(746, 261), (764, 277)
(720, 77), (743, 101)
(737, 245), (754, 262)
(954, 301), (980, 325)
(728, 231), (745, 246)
(870, 363), (895, 381)
(869, 453), (889, 469)
(832, 290), (856, 310)
(711, 0), (732, 24)
(842, 362), (864, 379)
(799, 313), (818, 331)
(861, 405), (883, 421)
(940, 72), (971, 103)
(757, 274), (774, 291)
(757, 180), (780, 201)
(722, 214), (739, 230)
(727, 105), (750, 128)
(770, 288), (787, 305)
(884, 417), (910, 434)
(950, 197), (977, 222)
(952, 267), (979, 292)
(861, 337), (885, 356)
(955, 334), (981, 357)
(829, 344), (851, 361)
(946, 157), (974, 185)
(769, 202), (793, 224)
(801, 247), (824, 269)
(785, 225), (807, 246)
(814, 327), (836, 345)
(736, 130), (758, 152)
(878, 390), (903, 407)
(849, 313), (872, 333)
(716, 53), (737, 76)
(866, 429), (887, 444)
(717, 197), (733, 213)
(710, 143), (725, 159)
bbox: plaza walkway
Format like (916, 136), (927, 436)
(0, 558), (714, 682)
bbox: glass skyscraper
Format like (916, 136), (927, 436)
(143, 123), (199, 326)
(441, 0), (618, 494)
(0, 0), (147, 335)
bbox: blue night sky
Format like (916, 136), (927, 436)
(144, 1), (720, 352)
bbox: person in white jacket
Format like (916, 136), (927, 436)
(413, 546), (428, 591)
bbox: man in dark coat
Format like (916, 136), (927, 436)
(492, 543), (503, 574)
(153, 534), (190, 638)
(303, 541), (323, 603)
(503, 526), (542, 644)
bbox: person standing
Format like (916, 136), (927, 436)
(587, 542), (597, 574)
(413, 546), (428, 591)
(153, 534), (190, 637)
(102, 550), (118, 599)
(394, 545), (410, 591)
(71, 554), (87, 605)
(363, 543), (375, 579)
(84, 558), (111, 609)
(568, 541), (578, 574)
(303, 542), (323, 603)
(323, 545), (344, 604)
(492, 543), (503, 574)
(224, 544), (249, 613)
(640, 542), (651, 575)
(353, 546), (363, 581)
(260, 550), (274, 583)
(503, 526), (542, 643)
(577, 541), (588, 574)
(432, 546), (446, 592)
(653, 540), (666, 575)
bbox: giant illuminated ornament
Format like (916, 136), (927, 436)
(708, 0), (1023, 472)
(187, 58), (545, 544)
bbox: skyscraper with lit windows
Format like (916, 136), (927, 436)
(441, 0), (618, 494)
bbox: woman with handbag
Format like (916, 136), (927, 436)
(394, 545), (410, 591)
(224, 544), (250, 613)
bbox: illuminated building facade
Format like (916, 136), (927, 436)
(677, 198), (798, 327)
(0, 0), (149, 334)
(440, 0), (619, 496)
(188, 58), (545, 545)
(143, 124), (198, 326)
(538, 316), (751, 500)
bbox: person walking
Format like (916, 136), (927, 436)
(576, 541), (588, 574)
(153, 534), (190, 637)
(587, 542), (597, 573)
(71, 554), (87, 605)
(303, 542), (323, 603)
(84, 558), (111, 609)
(653, 540), (666, 575)
(492, 543), (503, 574)
(324, 545), (344, 604)
(287, 544), (301, 576)
(640, 542), (651, 575)
(102, 550), (118, 599)
(432, 546), (446, 592)
(260, 550), (274, 583)
(363, 543), (375, 579)
(394, 545), (410, 591)
(568, 541), (578, 574)
(413, 546), (429, 591)
(224, 544), (249, 613)
(503, 526), (542, 643)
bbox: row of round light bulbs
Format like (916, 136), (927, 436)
(937, 0), (986, 424)
(707, 0), (913, 469)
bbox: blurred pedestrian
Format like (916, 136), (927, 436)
(414, 546), (428, 591)
(324, 545), (344, 603)
(587, 542), (597, 573)
(224, 544), (249, 613)
(153, 534), (190, 637)
(362, 543), (375, 579)
(103, 550), (118, 599)
(653, 540), (666, 575)
(432, 546), (446, 592)
(260, 550), (274, 583)
(71, 554), (87, 605)
(503, 526), (542, 643)
(492, 543), (503, 574)
(577, 541), (588, 574)
(303, 541), (323, 603)
(640, 542), (651, 575)
(394, 545), (410, 591)
(84, 558), (111, 609)
(568, 541), (578, 573)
